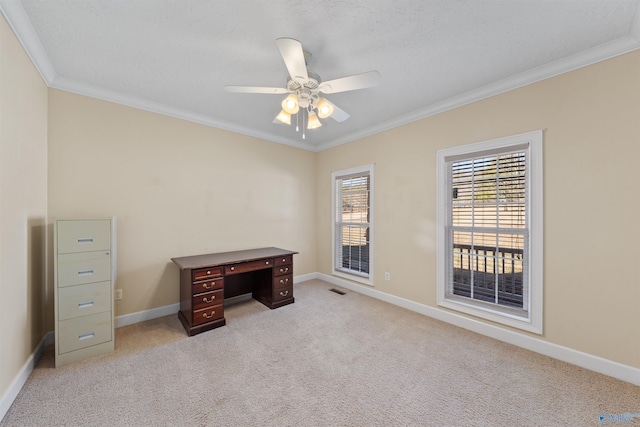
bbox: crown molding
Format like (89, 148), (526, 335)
(3, 0), (640, 153)
(49, 76), (311, 151)
(315, 31), (640, 151)
(0, 0), (55, 84)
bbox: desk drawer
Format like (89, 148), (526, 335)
(193, 304), (224, 325)
(274, 275), (293, 290)
(274, 255), (293, 267)
(226, 259), (273, 275)
(274, 286), (293, 302)
(58, 311), (112, 354)
(193, 277), (223, 294)
(193, 267), (223, 281)
(274, 264), (292, 277)
(192, 289), (223, 312)
(58, 281), (111, 320)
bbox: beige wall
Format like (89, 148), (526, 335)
(0, 15), (48, 403)
(48, 90), (317, 317)
(317, 51), (640, 368)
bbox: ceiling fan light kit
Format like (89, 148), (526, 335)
(225, 37), (380, 140)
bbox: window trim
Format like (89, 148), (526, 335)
(332, 164), (374, 286)
(436, 130), (543, 334)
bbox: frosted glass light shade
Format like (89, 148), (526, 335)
(316, 98), (334, 119)
(275, 110), (291, 125)
(282, 94), (299, 114)
(307, 112), (322, 129)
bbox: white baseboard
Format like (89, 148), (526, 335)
(4, 271), (636, 424)
(314, 273), (640, 386)
(115, 274), (314, 328)
(115, 303), (180, 328)
(0, 331), (54, 421)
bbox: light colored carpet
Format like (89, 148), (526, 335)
(1, 279), (638, 426)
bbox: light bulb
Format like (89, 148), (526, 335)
(281, 94), (299, 114)
(316, 98), (334, 119)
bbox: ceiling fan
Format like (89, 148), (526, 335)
(224, 38), (381, 139)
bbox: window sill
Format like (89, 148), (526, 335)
(438, 297), (542, 334)
(333, 270), (373, 287)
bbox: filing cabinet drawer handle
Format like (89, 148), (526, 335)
(77, 269), (94, 276)
(280, 290), (289, 297)
(77, 238), (94, 244)
(78, 332), (95, 341)
(280, 267), (289, 273)
(203, 296), (216, 303)
(279, 278), (289, 285)
(78, 301), (94, 309)
(202, 311), (216, 319)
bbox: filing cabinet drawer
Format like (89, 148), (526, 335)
(193, 277), (224, 294)
(274, 275), (293, 290)
(226, 259), (273, 275)
(58, 281), (111, 320)
(57, 251), (111, 287)
(57, 220), (111, 254)
(274, 286), (293, 302)
(274, 264), (292, 277)
(193, 267), (223, 281)
(274, 255), (293, 267)
(193, 304), (224, 325)
(58, 311), (112, 354)
(192, 289), (224, 312)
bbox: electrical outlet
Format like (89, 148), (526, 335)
(384, 272), (390, 281)
(115, 289), (123, 300)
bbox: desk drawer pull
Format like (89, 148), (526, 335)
(279, 267), (289, 273)
(230, 266), (235, 271)
(279, 278), (289, 285)
(265, 261), (270, 265)
(203, 281), (216, 289)
(202, 311), (216, 319)
(202, 296), (215, 303)
(279, 290), (289, 297)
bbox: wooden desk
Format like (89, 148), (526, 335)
(171, 247), (297, 336)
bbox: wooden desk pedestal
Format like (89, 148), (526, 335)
(171, 247), (297, 336)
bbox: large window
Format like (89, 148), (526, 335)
(332, 164), (374, 285)
(437, 131), (543, 333)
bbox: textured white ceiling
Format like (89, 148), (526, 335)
(2, 0), (639, 150)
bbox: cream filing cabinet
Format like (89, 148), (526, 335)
(54, 219), (116, 367)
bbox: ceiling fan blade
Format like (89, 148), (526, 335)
(225, 85), (289, 94)
(276, 37), (308, 83)
(326, 100), (350, 122)
(318, 71), (381, 94)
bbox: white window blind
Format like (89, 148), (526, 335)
(332, 165), (374, 284)
(448, 150), (528, 310)
(437, 131), (543, 334)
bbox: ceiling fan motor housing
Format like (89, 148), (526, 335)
(287, 71), (321, 109)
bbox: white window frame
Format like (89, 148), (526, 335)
(332, 164), (374, 286)
(436, 130), (543, 334)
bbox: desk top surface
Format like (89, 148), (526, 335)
(171, 247), (297, 270)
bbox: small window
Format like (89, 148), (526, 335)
(437, 131), (543, 333)
(332, 164), (374, 285)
